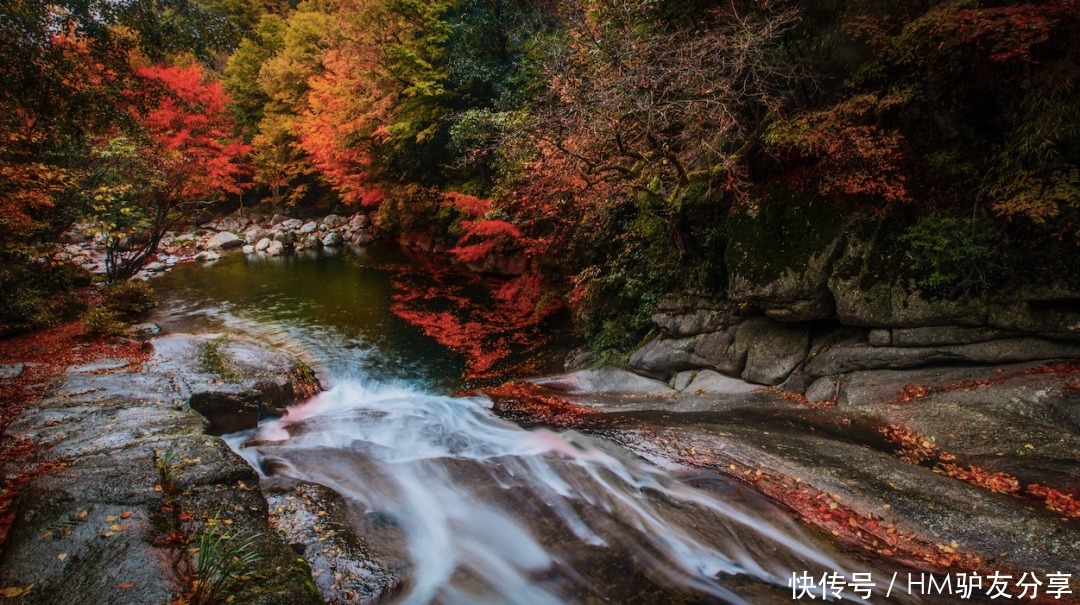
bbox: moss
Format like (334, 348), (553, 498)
(725, 188), (847, 286)
(198, 335), (239, 382)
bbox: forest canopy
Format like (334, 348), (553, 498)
(2, 0), (1078, 349)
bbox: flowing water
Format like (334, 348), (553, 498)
(151, 246), (879, 604)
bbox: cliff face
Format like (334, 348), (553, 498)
(628, 207), (1080, 395)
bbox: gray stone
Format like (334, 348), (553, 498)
(670, 370), (697, 392)
(322, 231), (343, 247)
(144, 261), (165, 272)
(255, 237), (271, 252)
(265, 240), (285, 256)
(193, 251), (220, 262)
(683, 369), (759, 394)
(270, 213), (292, 225)
(279, 218), (303, 230)
(629, 326), (740, 379)
(804, 336), (1080, 378)
(804, 375), (841, 404)
(131, 322), (161, 336)
(273, 230), (297, 246)
(652, 308), (732, 338)
(242, 244), (254, 254)
(0, 363), (25, 379)
(244, 226), (267, 244)
(868, 329), (891, 347)
(738, 318), (810, 385)
(531, 367), (675, 396)
(299, 221), (319, 234)
(205, 231), (243, 250)
(891, 325), (1023, 347)
(321, 214), (346, 229)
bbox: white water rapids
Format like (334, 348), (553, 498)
(227, 376), (870, 604)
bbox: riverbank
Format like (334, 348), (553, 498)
(0, 330), (322, 603)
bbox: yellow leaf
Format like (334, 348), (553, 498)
(109, 524), (127, 532)
(57, 553), (67, 562)
(0, 585), (32, 597)
(106, 515), (117, 522)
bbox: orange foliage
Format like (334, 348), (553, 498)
(136, 63), (252, 200)
(484, 382), (600, 428)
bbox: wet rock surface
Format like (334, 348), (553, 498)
(0, 335), (323, 604)
(496, 361), (1080, 581)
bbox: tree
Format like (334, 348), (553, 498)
(90, 62), (250, 281)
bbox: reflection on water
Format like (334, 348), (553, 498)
(152, 247), (876, 604)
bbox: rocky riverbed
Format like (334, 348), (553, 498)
(0, 334), (323, 604)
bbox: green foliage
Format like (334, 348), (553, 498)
(83, 307), (128, 338)
(899, 216), (995, 292)
(198, 335), (239, 381)
(0, 247), (89, 336)
(102, 280), (156, 319)
(191, 520), (265, 605)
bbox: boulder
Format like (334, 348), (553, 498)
(322, 231), (344, 247)
(531, 367), (675, 396)
(803, 336), (1080, 379)
(205, 231), (243, 250)
(321, 214), (346, 229)
(683, 369), (760, 395)
(242, 244), (255, 254)
(299, 221), (319, 234)
(145, 261), (165, 272)
(629, 326), (740, 379)
(270, 213), (292, 225)
(736, 318), (810, 385)
(303, 234), (323, 249)
(255, 237), (272, 252)
(266, 240), (285, 256)
(273, 230), (297, 246)
(244, 226), (267, 244)
(279, 218), (304, 231)
(193, 251), (220, 262)
(348, 213), (370, 229)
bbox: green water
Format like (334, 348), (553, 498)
(150, 245), (470, 392)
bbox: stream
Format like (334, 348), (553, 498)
(150, 246), (887, 604)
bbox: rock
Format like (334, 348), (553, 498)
(270, 214), (293, 226)
(0, 363), (25, 379)
(255, 237), (271, 252)
(683, 369), (760, 394)
(322, 231), (343, 247)
(303, 234), (323, 250)
(204, 231), (243, 250)
(803, 336), (1080, 378)
(266, 240), (285, 256)
(890, 325), (1023, 347)
(0, 335), (323, 605)
(726, 201), (845, 321)
(163, 255), (179, 266)
(736, 318), (810, 385)
(145, 261), (165, 272)
(321, 214), (346, 229)
(299, 221), (319, 234)
(242, 244), (254, 253)
(531, 367), (675, 396)
(244, 226), (267, 244)
(804, 375), (840, 404)
(348, 212), (370, 229)
(193, 251), (221, 262)
(273, 230), (297, 246)
(355, 231), (375, 245)
(868, 329), (891, 347)
(279, 218), (304, 231)
(670, 370), (697, 392)
(629, 326), (741, 379)
(131, 322), (161, 336)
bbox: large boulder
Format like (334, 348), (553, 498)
(299, 221), (319, 235)
(255, 237), (272, 252)
(321, 214), (347, 229)
(322, 231), (344, 247)
(244, 226), (268, 244)
(803, 335), (1080, 379)
(205, 231), (243, 250)
(736, 317), (810, 385)
(629, 326), (741, 379)
(650, 293), (734, 337)
(266, 240), (285, 256)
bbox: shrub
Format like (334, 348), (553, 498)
(102, 280), (156, 319)
(83, 307), (127, 338)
